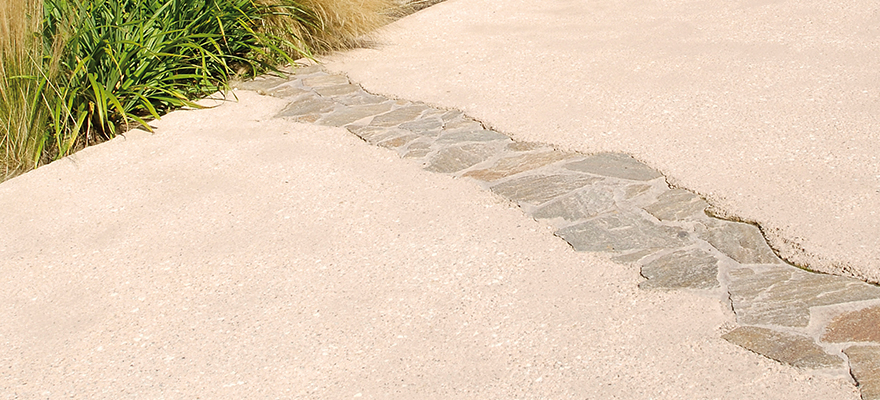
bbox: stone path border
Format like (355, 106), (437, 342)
(233, 64), (880, 400)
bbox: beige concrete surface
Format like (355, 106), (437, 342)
(0, 92), (859, 398)
(324, 0), (880, 283)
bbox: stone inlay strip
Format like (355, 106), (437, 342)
(234, 64), (880, 399)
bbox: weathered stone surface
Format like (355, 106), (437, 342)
(463, 151), (571, 181)
(442, 117), (484, 131)
(822, 306), (880, 344)
(435, 129), (509, 145)
(556, 211), (689, 253)
(728, 266), (880, 327)
(315, 84), (360, 97)
(490, 174), (601, 205)
(645, 189), (709, 221)
(424, 143), (498, 173)
(440, 109), (464, 122)
(697, 219), (780, 264)
(275, 96), (335, 118)
(722, 326), (843, 369)
(317, 103), (393, 127)
(399, 117), (444, 133)
(640, 248), (719, 290)
(404, 147), (432, 159)
(235, 75), (288, 91)
(531, 185), (615, 221)
(302, 74), (350, 87)
(335, 91), (387, 106)
(266, 85), (310, 99)
(348, 126), (409, 144)
(507, 142), (548, 152)
(624, 183), (653, 199)
(370, 106), (429, 127)
(611, 248), (657, 264)
(844, 345), (880, 400)
(378, 134), (419, 149)
(564, 153), (663, 181)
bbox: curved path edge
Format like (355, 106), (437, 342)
(235, 62), (880, 399)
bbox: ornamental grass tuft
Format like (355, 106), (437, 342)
(0, 0), (400, 181)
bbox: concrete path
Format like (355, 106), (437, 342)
(323, 0), (880, 286)
(0, 60), (873, 398)
(240, 63), (879, 399)
(2, 1), (879, 398)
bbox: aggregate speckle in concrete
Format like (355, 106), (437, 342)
(238, 63), (880, 399)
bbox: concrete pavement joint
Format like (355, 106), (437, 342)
(235, 64), (880, 400)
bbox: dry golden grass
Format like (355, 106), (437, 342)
(0, 0), (50, 179)
(258, 0), (399, 55)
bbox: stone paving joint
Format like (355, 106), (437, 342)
(233, 64), (880, 399)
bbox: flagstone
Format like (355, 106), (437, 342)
(556, 211), (689, 253)
(531, 184), (616, 222)
(644, 189), (709, 221)
(370, 106), (430, 127)
(564, 153), (663, 181)
(697, 219), (780, 264)
(728, 266), (880, 327)
(722, 326), (843, 369)
(822, 305), (880, 344)
(463, 151), (571, 181)
(639, 248), (720, 290)
(424, 143), (499, 173)
(844, 346), (880, 400)
(490, 174), (601, 205)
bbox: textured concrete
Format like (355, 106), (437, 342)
(324, 0), (880, 285)
(233, 65), (880, 399)
(1, 56), (876, 398)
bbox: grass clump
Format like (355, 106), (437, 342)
(0, 0), (52, 180)
(1, 0), (401, 181)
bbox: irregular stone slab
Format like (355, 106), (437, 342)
(370, 106), (429, 127)
(335, 91), (387, 106)
(624, 183), (653, 199)
(531, 185), (615, 221)
(315, 84), (360, 97)
(611, 248), (657, 264)
(302, 74), (350, 87)
(490, 174), (601, 205)
(440, 109), (464, 122)
(556, 211), (689, 253)
(640, 248), (719, 290)
(564, 153), (663, 181)
(378, 134), (419, 150)
(399, 117), (444, 133)
(403, 144), (433, 159)
(644, 189), (709, 221)
(728, 266), (880, 327)
(822, 305), (880, 344)
(436, 129), (510, 145)
(722, 326), (843, 369)
(317, 103), (393, 127)
(424, 143), (498, 173)
(348, 126), (410, 144)
(234, 75), (288, 91)
(507, 142), (549, 152)
(844, 345), (880, 400)
(275, 95), (336, 118)
(463, 151), (571, 182)
(442, 116), (484, 131)
(697, 219), (780, 264)
(266, 85), (310, 99)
